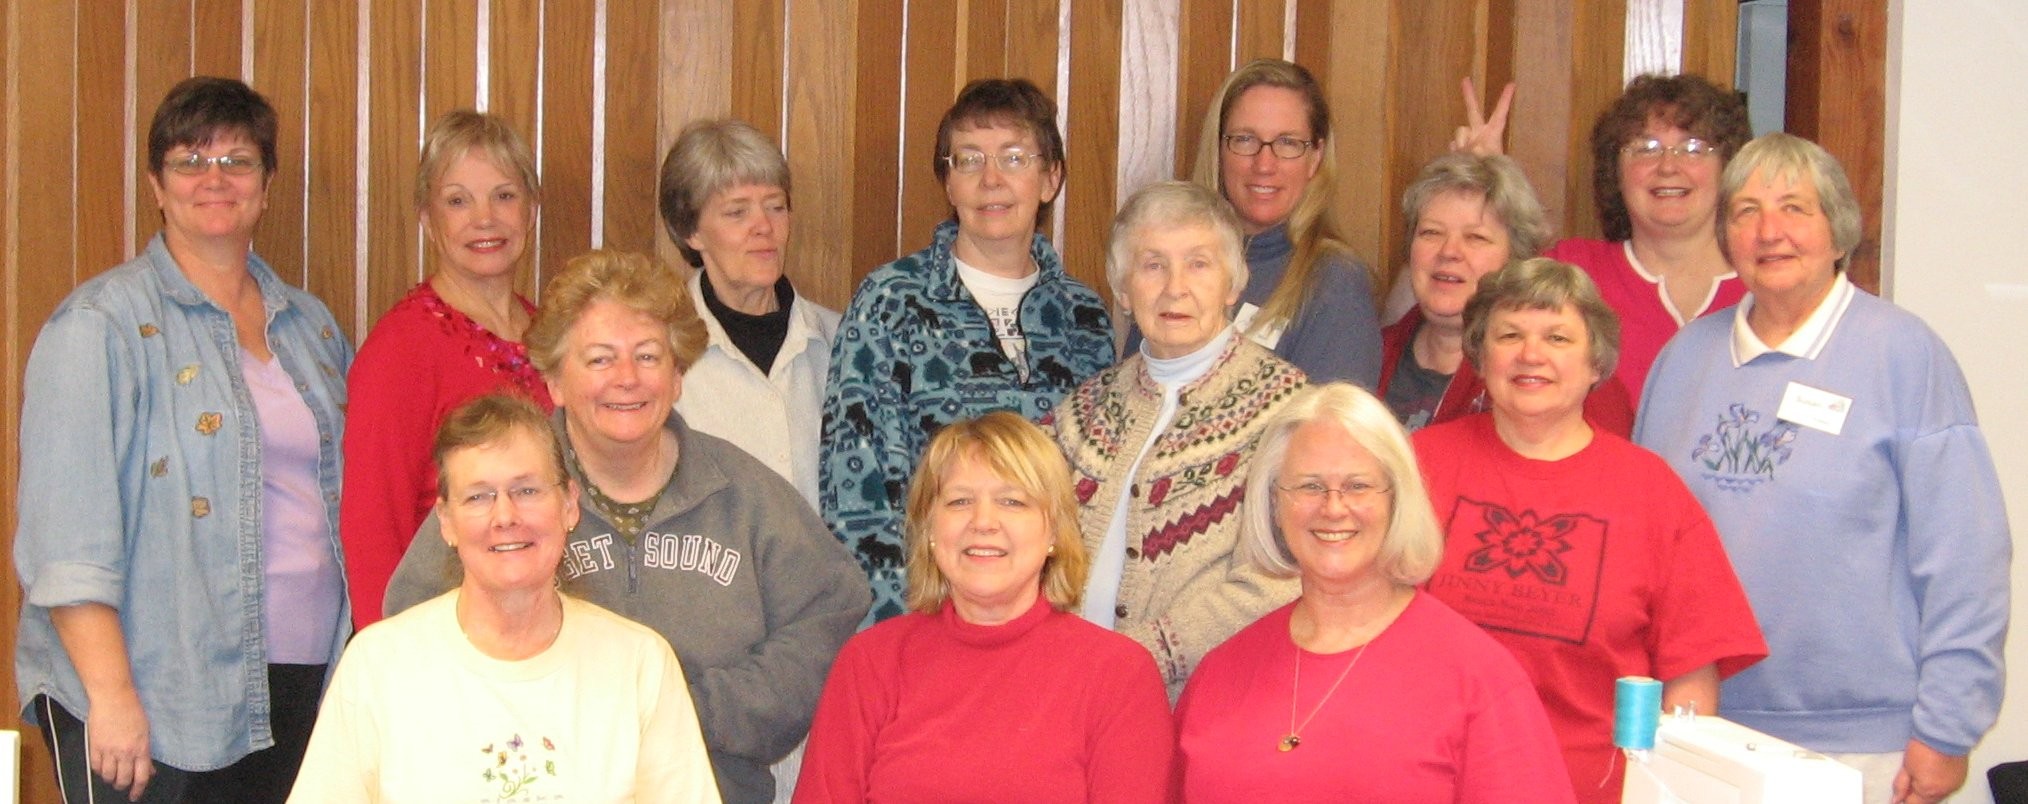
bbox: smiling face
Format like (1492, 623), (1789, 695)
(1274, 418), (1395, 594)
(438, 428), (580, 597)
(1480, 304), (1600, 429)
(1724, 167), (1841, 310)
(686, 182), (790, 302)
(928, 452), (1052, 625)
(1618, 120), (1721, 239)
(546, 299), (682, 456)
(1120, 222), (1241, 358)
(424, 151), (533, 282)
(150, 131), (270, 246)
(1218, 85), (1322, 234)
(1409, 190), (1514, 328)
(944, 122), (1062, 252)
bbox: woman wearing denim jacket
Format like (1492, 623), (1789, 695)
(13, 77), (352, 803)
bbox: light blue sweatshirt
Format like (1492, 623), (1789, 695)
(1633, 285), (2010, 755)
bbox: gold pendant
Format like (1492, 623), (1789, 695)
(1279, 734), (1301, 752)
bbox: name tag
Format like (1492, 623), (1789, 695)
(1231, 302), (1286, 349)
(1777, 381), (1851, 436)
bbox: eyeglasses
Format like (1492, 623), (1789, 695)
(452, 482), (563, 517)
(1222, 134), (1316, 159)
(1621, 138), (1717, 162)
(1274, 479), (1391, 506)
(943, 150), (1045, 175)
(165, 152), (264, 176)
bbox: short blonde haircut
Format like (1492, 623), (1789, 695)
(525, 251), (707, 377)
(1105, 180), (1250, 303)
(415, 109), (541, 212)
(1462, 257), (1621, 381)
(1240, 383), (1443, 586)
(903, 412), (1089, 614)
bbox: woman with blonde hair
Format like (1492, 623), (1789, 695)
(343, 109), (552, 628)
(1178, 383), (1570, 802)
(796, 412), (1174, 803)
(1183, 58), (1382, 386)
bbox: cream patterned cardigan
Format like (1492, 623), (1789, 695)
(1052, 336), (1307, 695)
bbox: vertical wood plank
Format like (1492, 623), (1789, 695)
(1567, 1), (1629, 240)
(538, 2), (595, 281)
(1680, 0), (1737, 86)
(306, 0), (361, 332)
(1062, 0), (1123, 299)
(1291, 0), (1333, 83)
(193, 0), (243, 78)
(1176, 0), (1235, 179)
(784, 0), (857, 310)
(1320, 0), (1391, 270)
(252, 0), (311, 288)
(1508, 0), (1579, 236)
(849, 0), (906, 286)
(75, 1), (130, 275)
(366, 0), (423, 321)
(487, 0), (540, 295)
(1236, 0), (1286, 63)
(964, 0), (1008, 79)
(134, 1), (195, 254)
(731, 0), (784, 134)
(1384, 3), (1480, 267)
(1786, 0), (1884, 292)
(659, 0), (733, 266)
(601, 0), (658, 255)
(1003, 0), (1057, 88)
(6, 3), (78, 801)
(487, 0), (540, 138)
(900, 0), (958, 256)
(423, 0), (480, 125)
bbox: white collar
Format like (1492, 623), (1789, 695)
(1730, 273), (1856, 366)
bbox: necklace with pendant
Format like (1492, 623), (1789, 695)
(1280, 639), (1371, 752)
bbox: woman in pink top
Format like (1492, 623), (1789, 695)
(1542, 74), (1754, 400)
(1454, 74), (1753, 401)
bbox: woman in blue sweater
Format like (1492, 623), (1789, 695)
(1634, 133), (2010, 804)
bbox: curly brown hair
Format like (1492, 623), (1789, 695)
(1589, 73), (1751, 241)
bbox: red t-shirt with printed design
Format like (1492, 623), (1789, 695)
(1413, 414), (1766, 804)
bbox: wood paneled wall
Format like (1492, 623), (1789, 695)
(3, 2), (1742, 801)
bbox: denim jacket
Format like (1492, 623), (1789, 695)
(819, 219), (1115, 624)
(13, 235), (352, 771)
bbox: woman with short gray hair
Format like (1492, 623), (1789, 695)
(1052, 180), (1307, 698)
(1636, 133), (2009, 804)
(1414, 257), (1766, 803)
(1379, 153), (1633, 433)
(658, 118), (838, 509)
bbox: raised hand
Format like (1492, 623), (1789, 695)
(1450, 77), (1515, 157)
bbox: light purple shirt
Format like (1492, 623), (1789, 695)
(243, 349), (344, 663)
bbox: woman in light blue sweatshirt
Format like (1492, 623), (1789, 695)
(1634, 133), (2010, 804)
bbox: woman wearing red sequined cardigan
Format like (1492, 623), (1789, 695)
(1051, 181), (1308, 697)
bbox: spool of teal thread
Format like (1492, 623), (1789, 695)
(1613, 676), (1663, 750)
